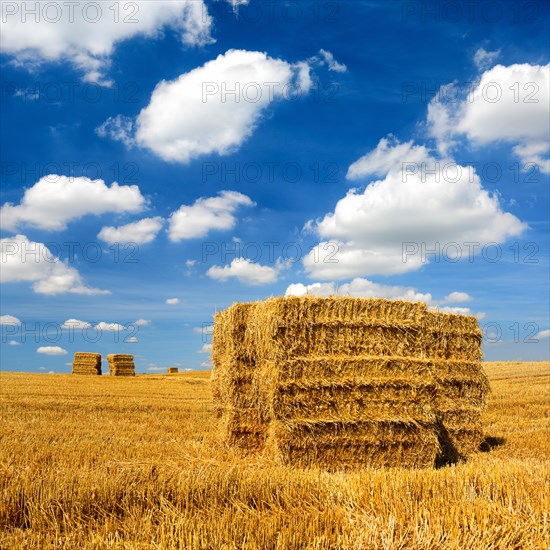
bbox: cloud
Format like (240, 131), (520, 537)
(318, 49), (348, 73)
(473, 47), (500, 71)
(285, 279), (433, 303)
(37, 346), (67, 356)
(437, 306), (474, 316)
(226, 0), (250, 9)
(1, 175), (146, 232)
(285, 280), (484, 319)
(304, 137), (526, 279)
(168, 191), (254, 241)
(1, 1), (214, 84)
(103, 49), (313, 162)
(126, 337), (139, 343)
(535, 329), (550, 339)
(95, 322), (126, 332)
(8, 340), (20, 346)
(61, 319), (92, 329)
(198, 343), (212, 353)
(95, 115), (135, 147)
(133, 319), (151, 326)
(427, 63), (550, 173)
(347, 136), (429, 180)
(207, 258), (280, 285)
(98, 217), (163, 245)
(165, 298), (180, 305)
(194, 324), (213, 335)
(1, 234), (110, 295)
(0, 315), (21, 326)
(443, 291), (472, 304)
(147, 365), (165, 372)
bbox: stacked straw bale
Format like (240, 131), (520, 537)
(168, 367), (179, 374)
(212, 296), (489, 469)
(107, 354), (135, 377)
(72, 352), (102, 375)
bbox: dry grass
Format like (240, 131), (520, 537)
(0, 362), (548, 549)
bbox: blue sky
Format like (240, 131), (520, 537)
(1, 0), (549, 373)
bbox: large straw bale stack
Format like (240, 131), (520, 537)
(212, 297), (489, 469)
(72, 352), (102, 375)
(168, 367), (179, 374)
(107, 354), (135, 377)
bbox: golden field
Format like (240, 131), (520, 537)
(0, 361), (548, 549)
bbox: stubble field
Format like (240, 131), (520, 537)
(0, 361), (548, 549)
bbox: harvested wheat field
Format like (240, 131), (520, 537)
(212, 297), (489, 469)
(0, 361), (548, 549)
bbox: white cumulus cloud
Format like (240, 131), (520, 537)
(0, 1), (214, 84)
(98, 217), (163, 245)
(0, 314), (21, 325)
(285, 279), (433, 303)
(61, 319), (92, 329)
(304, 137), (526, 279)
(95, 322), (126, 332)
(535, 329), (550, 339)
(207, 258), (279, 285)
(1, 234), (110, 295)
(1, 175), (146, 232)
(443, 291), (472, 304)
(37, 346), (67, 356)
(168, 191), (254, 241)
(427, 63), (550, 173)
(166, 298), (180, 305)
(102, 49), (313, 162)
(133, 319), (151, 326)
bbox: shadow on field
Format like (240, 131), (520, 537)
(479, 436), (506, 452)
(434, 420), (461, 468)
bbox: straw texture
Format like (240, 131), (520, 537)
(211, 297), (489, 469)
(72, 352), (102, 375)
(107, 354), (135, 377)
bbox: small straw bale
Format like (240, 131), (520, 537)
(211, 296), (489, 469)
(107, 354), (135, 376)
(72, 352), (102, 375)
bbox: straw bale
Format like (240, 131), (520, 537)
(211, 296), (489, 468)
(249, 297), (428, 361)
(264, 419), (440, 469)
(72, 352), (102, 375)
(108, 353), (135, 377)
(107, 354), (134, 362)
(168, 367), (179, 374)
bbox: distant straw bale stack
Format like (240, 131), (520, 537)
(211, 296), (489, 469)
(72, 352), (102, 375)
(168, 367), (179, 374)
(107, 354), (135, 377)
